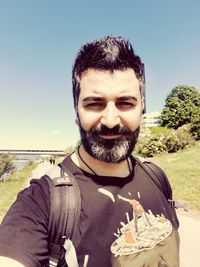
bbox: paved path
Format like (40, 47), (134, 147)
(27, 162), (200, 267)
(30, 161), (52, 178)
(24, 160), (52, 187)
(178, 213), (200, 267)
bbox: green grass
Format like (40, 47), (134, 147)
(0, 162), (37, 222)
(149, 141), (200, 211)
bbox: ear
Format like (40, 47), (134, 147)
(141, 97), (145, 114)
(74, 102), (78, 112)
(75, 117), (79, 125)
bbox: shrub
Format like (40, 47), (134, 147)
(190, 107), (200, 140)
(0, 154), (16, 181)
(176, 124), (195, 148)
(136, 125), (195, 157)
(135, 135), (166, 157)
(149, 126), (172, 136)
(164, 131), (182, 153)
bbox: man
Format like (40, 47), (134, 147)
(0, 36), (180, 267)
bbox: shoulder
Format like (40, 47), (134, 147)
(1, 175), (51, 226)
(131, 155), (167, 177)
(131, 155), (172, 199)
(0, 175), (51, 266)
(21, 175), (51, 202)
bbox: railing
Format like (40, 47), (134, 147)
(0, 149), (66, 156)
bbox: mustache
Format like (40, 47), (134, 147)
(89, 125), (132, 136)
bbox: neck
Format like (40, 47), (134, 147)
(72, 145), (132, 177)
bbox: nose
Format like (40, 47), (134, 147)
(100, 102), (121, 128)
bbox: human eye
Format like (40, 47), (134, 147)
(84, 101), (105, 110)
(116, 101), (135, 110)
(116, 96), (138, 110)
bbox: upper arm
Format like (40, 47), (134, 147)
(0, 177), (50, 266)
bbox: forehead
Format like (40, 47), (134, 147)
(79, 68), (140, 98)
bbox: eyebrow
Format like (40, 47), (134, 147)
(83, 97), (103, 102)
(83, 96), (138, 102)
(117, 96), (138, 102)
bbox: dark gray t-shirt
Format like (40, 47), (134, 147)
(0, 156), (179, 267)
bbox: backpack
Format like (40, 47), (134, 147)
(44, 156), (175, 267)
(44, 162), (81, 267)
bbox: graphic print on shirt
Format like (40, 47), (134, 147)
(110, 192), (179, 267)
(98, 188), (116, 202)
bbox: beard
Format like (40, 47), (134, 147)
(77, 120), (140, 163)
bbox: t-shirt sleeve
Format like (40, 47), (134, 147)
(0, 176), (50, 267)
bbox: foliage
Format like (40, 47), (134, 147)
(164, 131), (182, 153)
(135, 134), (166, 157)
(149, 126), (172, 136)
(190, 106), (200, 140)
(160, 85), (200, 130)
(135, 125), (195, 157)
(0, 154), (15, 180)
(176, 124), (195, 147)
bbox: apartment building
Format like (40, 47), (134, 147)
(142, 111), (161, 128)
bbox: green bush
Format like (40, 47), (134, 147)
(149, 126), (172, 136)
(164, 131), (182, 153)
(135, 135), (166, 157)
(0, 154), (15, 180)
(190, 107), (200, 140)
(136, 125), (195, 157)
(176, 124), (195, 147)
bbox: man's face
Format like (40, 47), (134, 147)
(76, 68), (144, 163)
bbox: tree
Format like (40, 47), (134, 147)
(160, 85), (200, 130)
(190, 106), (200, 140)
(0, 154), (15, 180)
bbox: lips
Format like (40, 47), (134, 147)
(90, 125), (132, 140)
(100, 134), (121, 139)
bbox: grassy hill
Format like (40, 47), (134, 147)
(149, 141), (200, 211)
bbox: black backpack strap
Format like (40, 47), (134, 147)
(134, 157), (172, 201)
(135, 157), (189, 211)
(44, 163), (81, 267)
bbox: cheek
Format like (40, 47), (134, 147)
(122, 110), (142, 131)
(77, 109), (101, 131)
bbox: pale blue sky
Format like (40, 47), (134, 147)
(0, 0), (199, 149)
